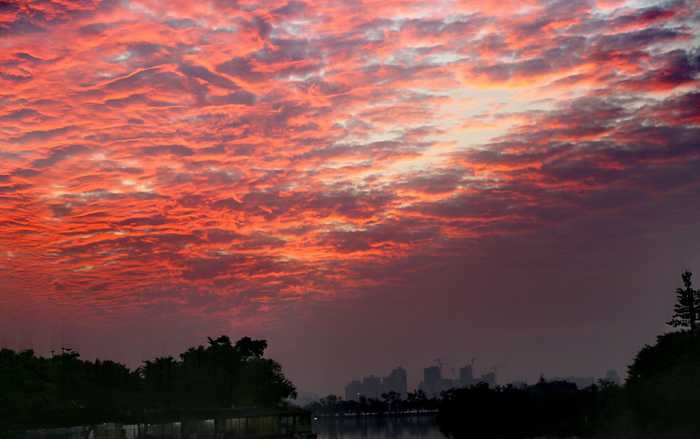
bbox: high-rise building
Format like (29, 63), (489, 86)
(421, 366), (442, 397)
(345, 380), (363, 401)
(459, 365), (474, 387)
(346, 367), (409, 401)
(383, 366), (408, 396)
(362, 375), (382, 399)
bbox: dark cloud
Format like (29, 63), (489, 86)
(212, 198), (243, 211)
(182, 254), (249, 280)
(179, 63), (242, 90)
(140, 144), (195, 157)
(273, 1), (308, 16)
(103, 93), (177, 108)
(32, 144), (89, 167)
(206, 229), (243, 243)
(77, 22), (113, 36)
(216, 57), (263, 82)
(0, 109), (42, 121)
(115, 215), (168, 227)
(399, 170), (466, 194)
(0, 183), (32, 193)
(11, 126), (75, 144)
(617, 49), (700, 90)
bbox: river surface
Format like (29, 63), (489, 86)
(311, 416), (579, 439)
(13, 415), (577, 439)
(312, 416), (447, 439)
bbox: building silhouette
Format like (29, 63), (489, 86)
(362, 375), (382, 399)
(459, 364), (474, 387)
(344, 380), (362, 401)
(344, 367), (408, 401)
(383, 366), (408, 396)
(419, 366), (445, 397)
(344, 362), (615, 400)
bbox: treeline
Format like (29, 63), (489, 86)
(437, 331), (700, 438)
(438, 379), (623, 438)
(309, 334), (700, 438)
(306, 390), (439, 416)
(0, 336), (296, 430)
(438, 270), (700, 438)
(310, 271), (700, 438)
(306, 379), (621, 433)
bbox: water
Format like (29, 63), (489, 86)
(313, 415), (447, 439)
(311, 417), (579, 439)
(11, 416), (578, 439)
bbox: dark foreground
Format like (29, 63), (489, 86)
(313, 415), (446, 439)
(307, 329), (700, 439)
(437, 331), (700, 439)
(3, 408), (314, 439)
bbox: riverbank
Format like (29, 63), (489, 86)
(313, 414), (444, 439)
(3, 408), (314, 439)
(312, 410), (438, 418)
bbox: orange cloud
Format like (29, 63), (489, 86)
(0, 0), (698, 333)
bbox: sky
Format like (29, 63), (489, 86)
(0, 0), (699, 395)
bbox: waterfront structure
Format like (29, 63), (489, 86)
(14, 408), (315, 439)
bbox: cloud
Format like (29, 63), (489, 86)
(12, 126), (76, 145)
(115, 215), (168, 227)
(0, 0), (698, 391)
(31, 144), (89, 167)
(140, 144), (195, 156)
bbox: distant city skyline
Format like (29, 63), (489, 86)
(345, 367), (407, 401)
(341, 362), (621, 399)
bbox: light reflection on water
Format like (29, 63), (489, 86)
(311, 417), (579, 439)
(14, 417), (578, 439)
(312, 416), (447, 439)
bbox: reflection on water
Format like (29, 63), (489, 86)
(15, 414), (310, 439)
(312, 415), (447, 439)
(12, 417), (578, 439)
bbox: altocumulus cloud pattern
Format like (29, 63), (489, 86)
(0, 0), (699, 336)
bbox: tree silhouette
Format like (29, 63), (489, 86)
(667, 271), (698, 332)
(0, 336), (296, 430)
(381, 391), (401, 412)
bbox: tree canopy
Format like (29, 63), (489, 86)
(0, 336), (296, 430)
(667, 270), (698, 331)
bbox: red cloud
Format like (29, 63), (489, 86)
(0, 0), (698, 337)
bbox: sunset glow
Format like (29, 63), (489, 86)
(1, 0), (699, 392)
